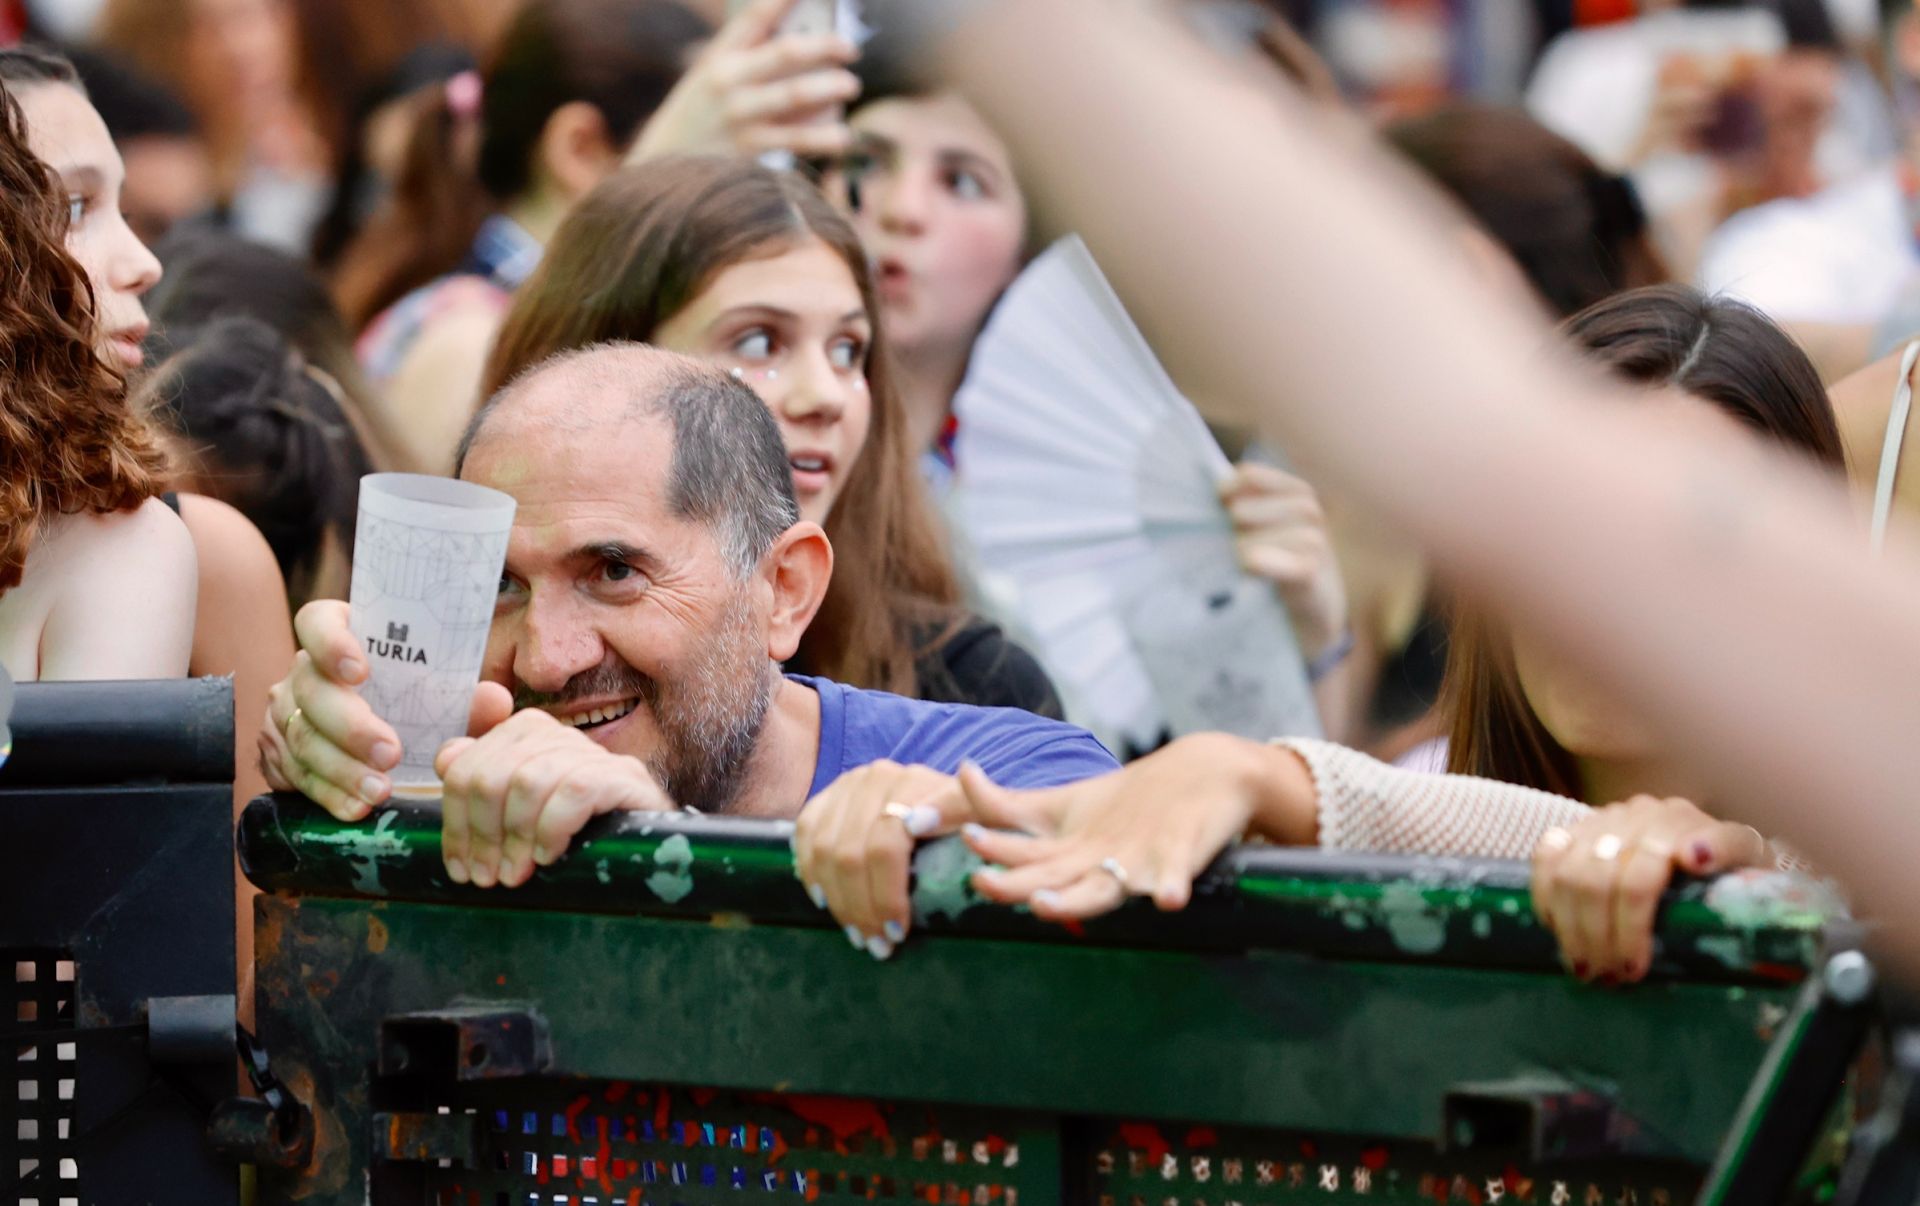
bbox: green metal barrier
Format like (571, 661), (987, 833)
(239, 795), (1854, 1205)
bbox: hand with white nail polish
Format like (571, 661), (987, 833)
(959, 733), (1317, 923)
(791, 759), (971, 958)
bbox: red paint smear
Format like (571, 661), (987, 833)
(689, 1086), (718, 1107)
(1360, 1145), (1390, 1171)
(606, 1081), (631, 1104)
(654, 1088), (672, 1137)
(495, 974), (507, 986)
(1751, 962), (1807, 984)
(1059, 918), (1087, 938)
(1298, 1139), (1318, 1159)
(1504, 1165), (1530, 1192)
(564, 1094), (592, 1144)
(625, 1192), (641, 1206)
(596, 1121), (614, 1194)
(1183, 1127), (1217, 1150)
(804, 1171), (822, 1203)
(1115, 1123), (1170, 1168)
(765, 1125), (790, 1166)
(923, 1187), (940, 1203)
(983, 1134), (1007, 1156)
(777, 1094), (892, 1148)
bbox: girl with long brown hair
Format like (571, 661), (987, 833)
(0, 68), (195, 679)
(483, 154), (1061, 713)
(337, 0), (864, 476)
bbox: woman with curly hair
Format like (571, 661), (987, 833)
(1, 45), (302, 1017)
(0, 65), (195, 680)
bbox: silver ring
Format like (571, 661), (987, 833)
(1096, 857), (1131, 891)
(1593, 834), (1625, 863)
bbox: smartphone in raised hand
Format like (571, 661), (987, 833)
(729, 0), (840, 39)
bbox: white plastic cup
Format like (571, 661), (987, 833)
(349, 473), (515, 794)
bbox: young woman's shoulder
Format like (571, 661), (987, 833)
(173, 494), (279, 588)
(45, 496), (197, 581)
(25, 497), (197, 680)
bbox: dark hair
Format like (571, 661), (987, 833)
(460, 342), (799, 574)
(146, 228), (399, 471)
(0, 75), (169, 595)
(332, 0), (710, 330)
(0, 44), (82, 91)
(1443, 285), (1845, 795)
(139, 316), (373, 609)
(64, 47), (198, 142)
(1387, 104), (1670, 319)
(310, 42), (476, 269)
(482, 156), (966, 695)
(1779, 0), (1839, 49)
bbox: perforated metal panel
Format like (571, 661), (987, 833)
(2, 950), (78, 1206)
(1084, 1121), (1693, 1203)
(393, 1079), (1710, 1206)
(394, 1081), (1050, 1204)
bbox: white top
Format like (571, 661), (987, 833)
(1696, 163), (1917, 326)
(1872, 341), (1920, 554)
(1526, 12), (1785, 170)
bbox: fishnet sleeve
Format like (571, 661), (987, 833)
(1277, 738), (1591, 859)
(1279, 738), (1807, 872)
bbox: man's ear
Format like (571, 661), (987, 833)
(534, 100), (617, 200)
(760, 521), (833, 663)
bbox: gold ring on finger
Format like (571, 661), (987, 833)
(1593, 834), (1625, 862)
(1096, 857), (1131, 891)
(1538, 826), (1573, 853)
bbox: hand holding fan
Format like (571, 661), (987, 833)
(950, 235), (1322, 750)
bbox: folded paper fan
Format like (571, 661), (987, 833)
(951, 235), (1321, 751)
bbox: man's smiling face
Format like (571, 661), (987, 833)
(461, 376), (776, 813)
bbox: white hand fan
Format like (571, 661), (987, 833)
(951, 235), (1321, 751)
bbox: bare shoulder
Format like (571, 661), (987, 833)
(1828, 350), (1906, 486)
(388, 304), (502, 473)
(49, 496), (196, 571)
(174, 493), (282, 590)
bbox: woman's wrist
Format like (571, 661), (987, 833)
(1239, 739), (1319, 846)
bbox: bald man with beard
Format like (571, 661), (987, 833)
(259, 343), (1116, 957)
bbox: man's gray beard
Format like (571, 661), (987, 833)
(509, 585), (776, 815)
(641, 585), (775, 815)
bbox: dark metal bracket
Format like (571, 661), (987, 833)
(378, 1004), (554, 1082)
(207, 1024), (314, 1169)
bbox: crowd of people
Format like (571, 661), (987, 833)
(5, 0), (1920, 990)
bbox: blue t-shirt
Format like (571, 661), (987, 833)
(797, 675), (1118, 798)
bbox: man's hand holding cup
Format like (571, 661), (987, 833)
(260, 598), (670, 889)
(262, 599), (423, 820)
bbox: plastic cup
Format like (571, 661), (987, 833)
(349, 473), (515, 794)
